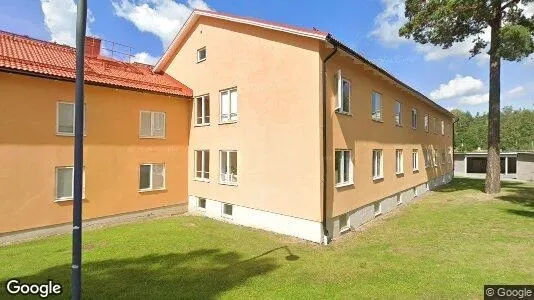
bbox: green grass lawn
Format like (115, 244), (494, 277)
(1, 178), (533, 299)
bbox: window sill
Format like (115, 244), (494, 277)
(219, 181), (238, 186)
(395, 123), (403, 127)
(374, 212), (382, 217)
(395, 172), (404, 176)
(335, 182), (354, 188)
(371, 118), (383, 123)
(335, 111), (352, 116)
(372, 176), (384, 181)
(56, 133), (87, 137)
(54, 197), (86, 203)
(196, 58), (206, 63)
(413, 169), (419, 173)
(193, 178), (210, 183)
(222, 214), (233, 220)
(139, 188), (167, 193)
(194, 123), (210, 127)
(139, 136), (166, 140)
(340, 226), (351, 234)
(219, 120), (238, 125)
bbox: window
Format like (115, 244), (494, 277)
(433, 117), (437, 134)
(140, 111), (165, 138)
(197, 47), (206, 62)
(55, 166), (85, 201)
(441, 120), (445, 135)
(433, 149), (437, 166)
(339, 214), (349, 231)
(441, 150), (446, 165)
(411, 108), (418, 129)
(396, 193), (402, 205)
(394, 101), (402, 126)
(335, 150), (353, 186)
(139, 163), (165, 191)
(372, 149), (383, 180)
(374, 202), (382, 216)
(424, 114), (429, 132)
(413, 187), (418, 197)
(220, 88), (238, 123)
(223, 203), (233, 217)
(194, 150), (210, 180)
(395, 149), (404, 174)
(335, 70), (351, 113)
(198, 197), (206, 209)
(412, 150), (419, 171)
(195, 95), (210, 125)
(371, 92), (382, 121)
(57, 102), (86, 135)
(220, 150), (237, 184)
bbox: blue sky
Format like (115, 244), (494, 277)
(1, 0), (533, 114)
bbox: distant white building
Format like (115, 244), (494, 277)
(454, 152), (534, 181)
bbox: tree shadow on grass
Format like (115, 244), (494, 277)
(1, 248), (282, 299)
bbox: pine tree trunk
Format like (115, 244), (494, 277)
(485, 13), (502, 194)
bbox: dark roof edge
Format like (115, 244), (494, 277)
(326, 35), (456, 120)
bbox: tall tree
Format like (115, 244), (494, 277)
(400, 0), (534, 194)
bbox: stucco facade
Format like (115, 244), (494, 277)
(0, 72), (190, 233)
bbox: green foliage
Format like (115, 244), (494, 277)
(400, 0), (534, 60)
(453, 107), (534, 151)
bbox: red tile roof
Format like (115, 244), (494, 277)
(0, 31), (192, 97)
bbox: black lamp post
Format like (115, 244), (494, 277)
(72, 0), (87, 299)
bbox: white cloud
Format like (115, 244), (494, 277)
(507, 86), (525, 95)
(520, 2), (534, 18)
(369, 0), (490, 62)
(40, 0), (94, 47)
(369, 0), (409, 47)
(133, 52), (160, 65)
(458, 93), (489, 105)
(112, 0), (211, 50)
(429, 75), (485, 100)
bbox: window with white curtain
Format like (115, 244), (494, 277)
(335, 70), (351, 114)
(372, 149), (383, 179)
(55, 166), (85, 201)
(335, 150), (353, 186)
(424, 113), (429, 132)
(371, 92), (382, 121)
(220, 150), (237, 184)
(139, 163), (165, 191)
(195, 95), (210, 125)
(220, 88), (238, 123)
(57, 102), (86, 135)
(194, 150), (210, 180)
(394, 101), (402, 126)
(140, 111), (165, 138)
(395, 149), (404, 174)
(412, 149), (419, 171)
(411, 108), (418, 129)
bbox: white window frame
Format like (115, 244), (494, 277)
(335, 149), (354, 187)
(395, 149), (404, 175)
(371, 92), (382, 121)
(335, 70), (351, 114)
(433, 149), (438, 167)
(412, 149), (419, 172)
(411, 108), (418, 129)
(339, 213), (350, 232)
(374, 202), (382, 216)
(413, 187), (418, 197)
(219, 150), (238, 185)
(195, 95), (210, 126)
(372, 149), (384, 180)
(424, 113), (429, 132)
(139, 163), (166, 192)
(194, 150), (210, 181)
(139, 111), (166, 138)
(197, 47), (206, 63)
(433, 117), (437, 134)
(441, 120), (445, 135)
(55, 166), (85, 201)
(441, 150), (446, 165)
(394, 101), (402, 126)
(219, 87), (238, 124)
(56, 101), (86, 136)
(396, 193), (402, 205)
(222, 203), (233, 218)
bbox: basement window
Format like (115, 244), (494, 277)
(222, 203), (233, 217)
(396, 193), (402, 205)
(374, 202), (382, 216)
(198, 197), (206, 209)
(339, 214), (349, 232)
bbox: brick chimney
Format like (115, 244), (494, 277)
(84, 36), (101, 57)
